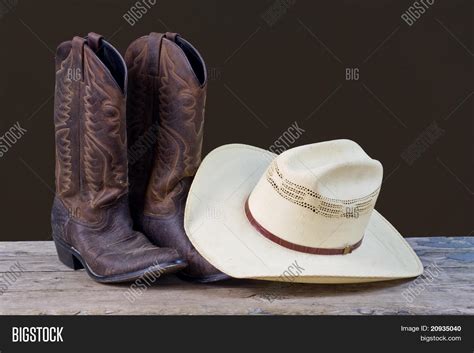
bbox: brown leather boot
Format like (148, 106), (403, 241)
(125, 32), (229, 282)
(51, 32), (187, 283)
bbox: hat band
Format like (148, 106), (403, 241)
(245, 199), (363, 255)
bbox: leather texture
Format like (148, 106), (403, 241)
(52, 32), (184, 279)
(125, 32), (229, 282)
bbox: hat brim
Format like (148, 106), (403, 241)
(184, 144), (423, 283)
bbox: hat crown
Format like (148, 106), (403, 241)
(276, 139), (382, 200)
(248, 140), (383, 250)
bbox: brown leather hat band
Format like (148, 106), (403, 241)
(244, 199), (363, 255)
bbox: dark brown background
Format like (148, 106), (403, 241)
(0, 0), (472, 241)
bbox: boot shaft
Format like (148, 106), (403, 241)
(54, 33), (128, 223)
(125, 33), (207, 218)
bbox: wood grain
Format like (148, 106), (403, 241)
(0, 237), (472, 315)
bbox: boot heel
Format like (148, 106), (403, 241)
(54, 239), (84, 270)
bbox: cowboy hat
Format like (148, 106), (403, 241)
(184, 140), (423, 283)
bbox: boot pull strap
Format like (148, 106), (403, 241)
(147, 32), (165, 77)
(87, 32), (104, 52)
(71, 36), (86, 82)
(146, 32), (180, 76)
(164, 32), (179, 42)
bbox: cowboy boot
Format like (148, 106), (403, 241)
(51, 32), (186, 283)
(125, 32), (229, 282)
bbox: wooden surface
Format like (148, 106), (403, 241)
(0, 237), (472, 315)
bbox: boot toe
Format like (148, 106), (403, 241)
(114, 242), (185, 276)
(179, 248), (231, 283)
(148, 246), (184, 266)
(86, 232), (186, 280)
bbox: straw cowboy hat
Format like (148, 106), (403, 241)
(184, 140), (423, 283)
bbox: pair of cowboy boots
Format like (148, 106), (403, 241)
(51, 32), (228, 283)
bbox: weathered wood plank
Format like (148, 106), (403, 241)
(0, 237), (472, 315)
